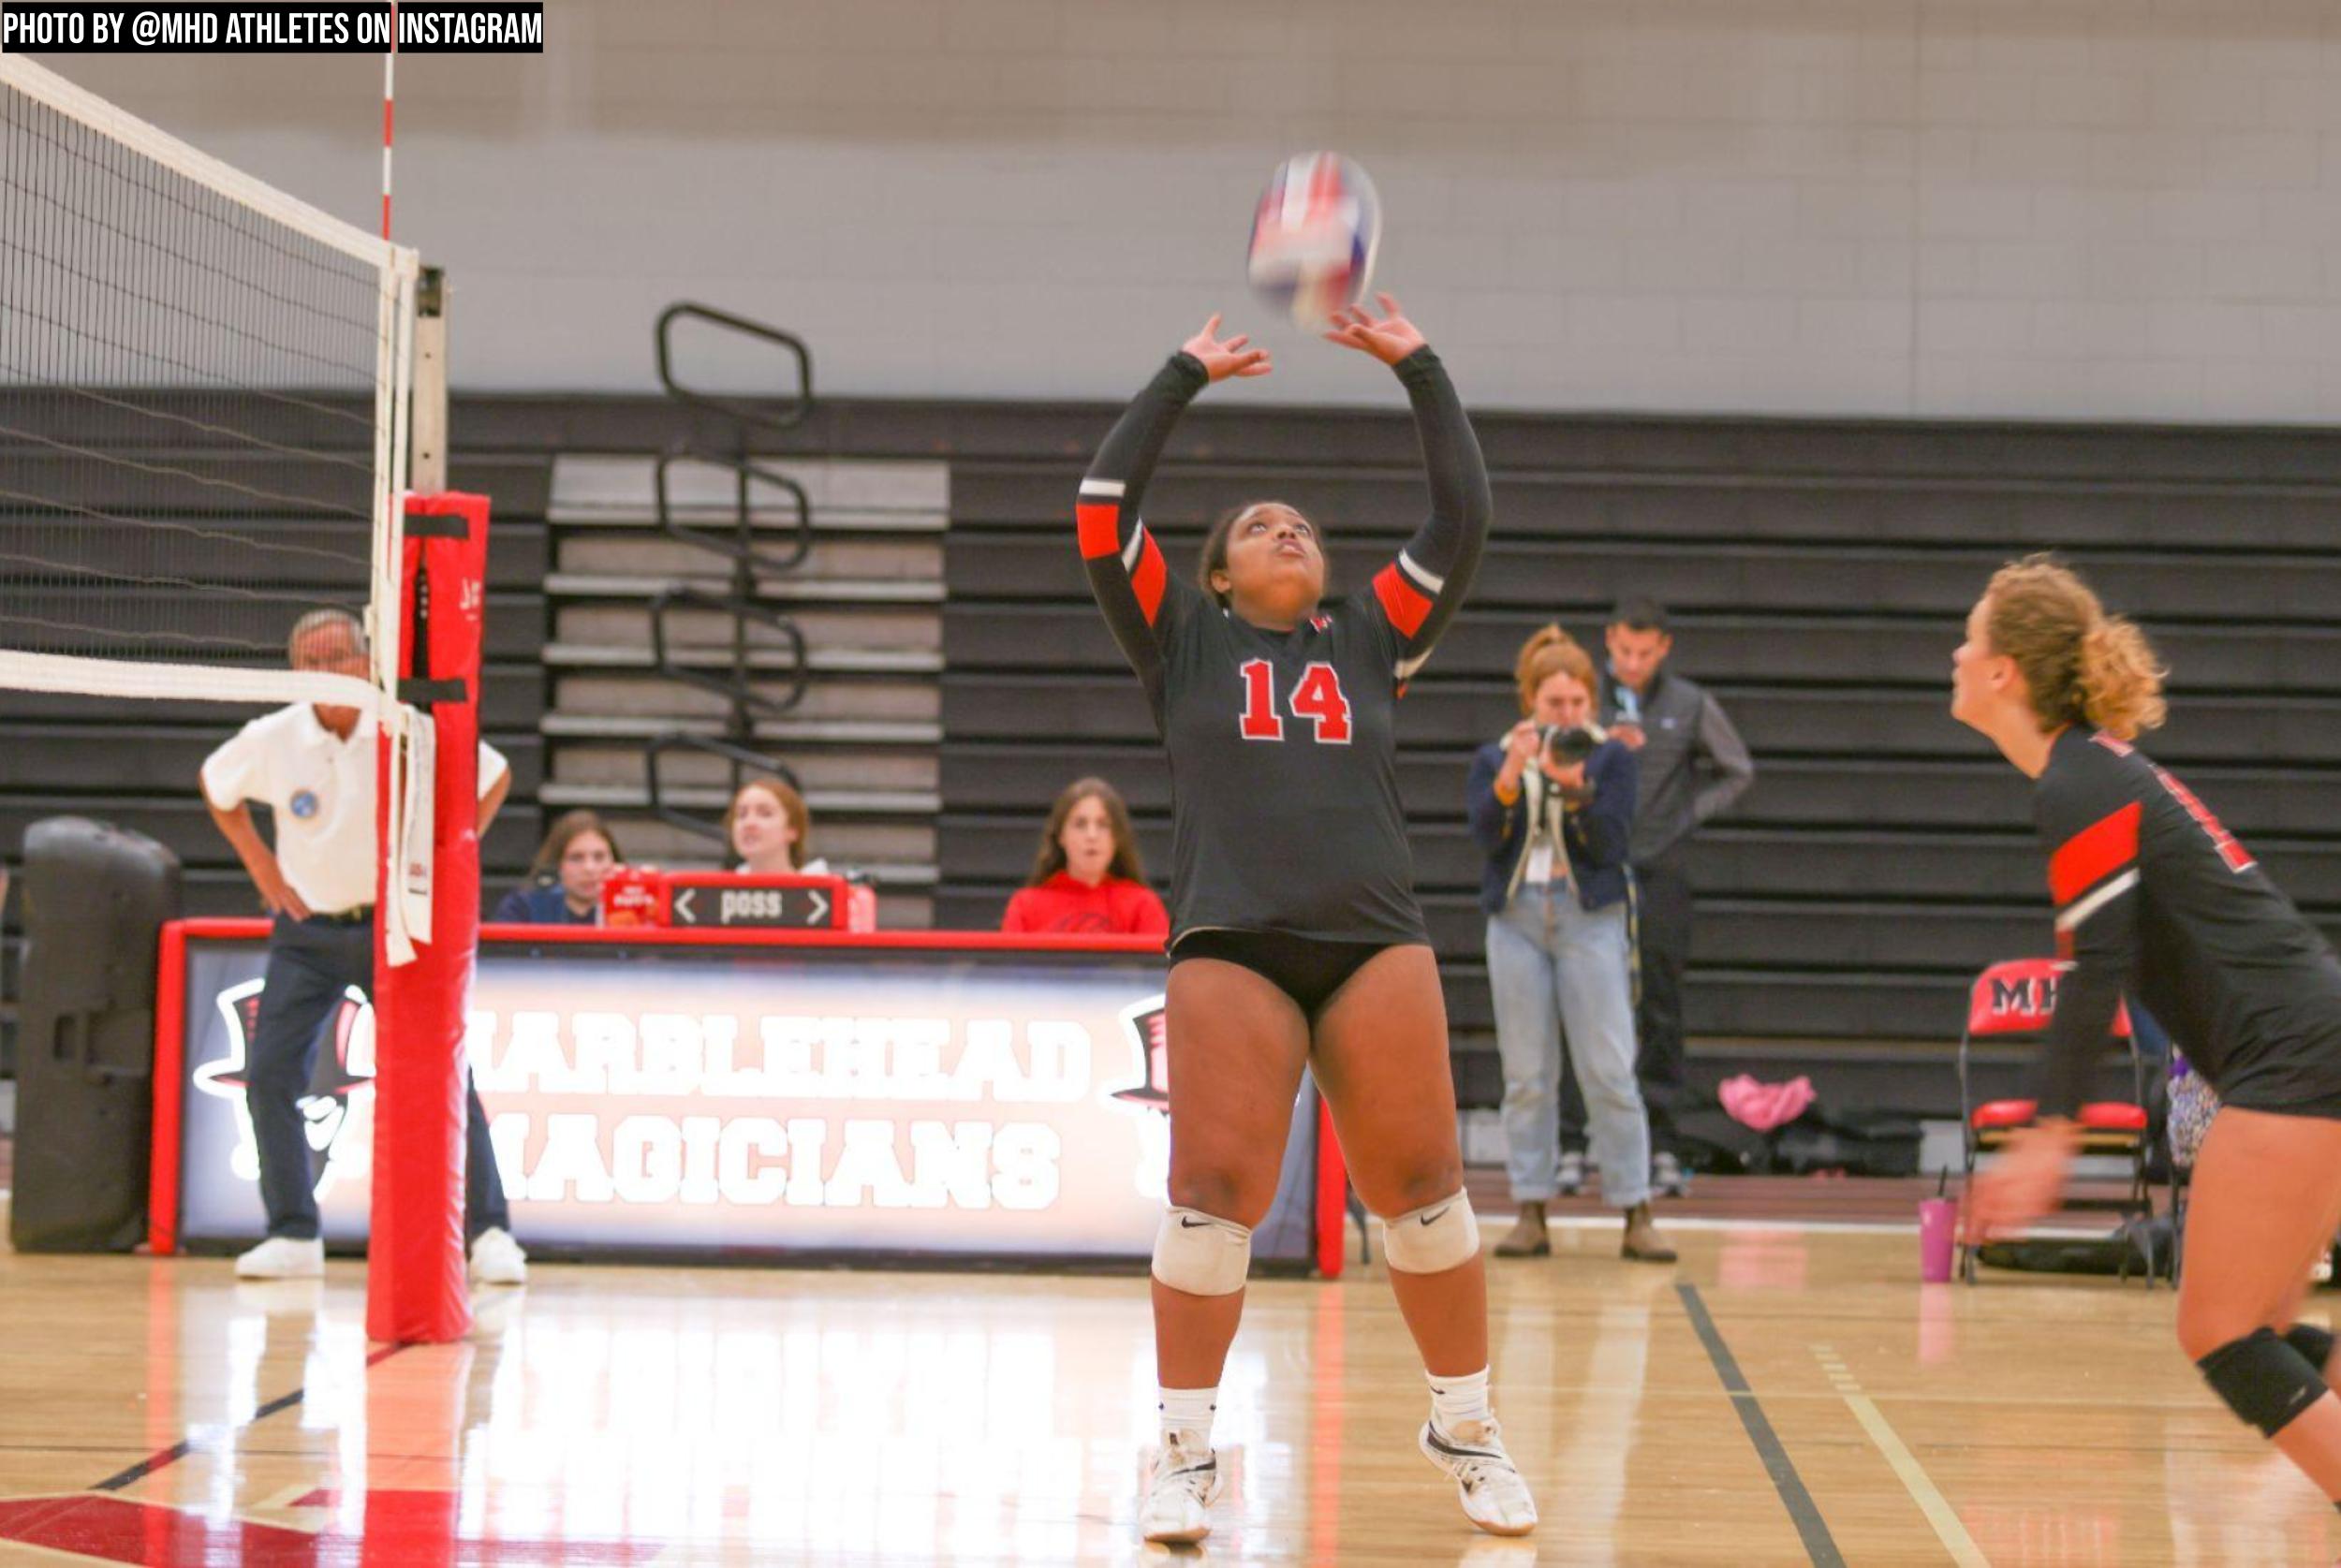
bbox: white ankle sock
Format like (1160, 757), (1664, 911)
(1158, 1385), (1217, 1448)
(1427, 1366), (1494, 1432)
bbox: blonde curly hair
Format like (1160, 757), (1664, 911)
(1984, 554), (2167, 740)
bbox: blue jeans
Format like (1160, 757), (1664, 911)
(1486, 883), (1651, 1209)
(249, 915), (510, 1242)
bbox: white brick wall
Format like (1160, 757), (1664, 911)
(35, 0), (2341, 418)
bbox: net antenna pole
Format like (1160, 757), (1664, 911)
(381, 3), (397, 241)
(412, 270), (449, 494)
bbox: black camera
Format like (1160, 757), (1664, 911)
(1539, 725), (1598, 766)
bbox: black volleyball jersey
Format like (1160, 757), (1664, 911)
(1080, 346), (1490, 945)
(2034, 726), (2341, 1117)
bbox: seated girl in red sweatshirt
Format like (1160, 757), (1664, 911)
(1001, 776), (1169, 937)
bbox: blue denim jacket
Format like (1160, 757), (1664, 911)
(1465, 736), (1639, 915)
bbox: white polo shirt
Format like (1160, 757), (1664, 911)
(201, 705), (508, 916)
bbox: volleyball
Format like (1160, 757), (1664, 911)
(1245, 152), (1381, 330)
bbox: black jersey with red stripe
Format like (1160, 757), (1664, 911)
(2033, 726), (2341, 1117)
(1079, 345), (1489, 945)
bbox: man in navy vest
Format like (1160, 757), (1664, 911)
(1555, 597), (1755, 1197)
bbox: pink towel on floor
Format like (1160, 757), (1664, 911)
(1718, 1074), (1817, 1133)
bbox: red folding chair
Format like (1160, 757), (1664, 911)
(1956, 957), (2157, 1283)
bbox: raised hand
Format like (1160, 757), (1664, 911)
(1323, 292), (1427, 365)
(1182, 315), (1273, 383)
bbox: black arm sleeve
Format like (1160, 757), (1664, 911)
(2032, 763), (2144, 1119)
(1079, 353), (1210, 715)
(1364, 345), (1492, 684)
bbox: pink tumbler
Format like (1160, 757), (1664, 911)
(1918, 1197), (1957, 1283)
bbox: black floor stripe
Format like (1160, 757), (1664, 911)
(92, 1341), (412, 1493)
(1677, 1282), (1845, 1568)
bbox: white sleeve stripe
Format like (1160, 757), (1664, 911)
(2055, 869), (2139, 932)
(1081, 478), (1126, 498)
(1394, 650), (1430, 681)
(1398, 550), (1444, 595)
(1122, 522), (1148, 572)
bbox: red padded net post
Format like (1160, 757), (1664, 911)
(368, 491), (490, 1344)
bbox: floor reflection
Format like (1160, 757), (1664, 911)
(7, 1227), (2341, 1563)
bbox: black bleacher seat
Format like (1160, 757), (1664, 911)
(0, 593), (546, 666)
(942, 669), (2341, 765)
(949, 605), (2341, 697)
(0, 799), (541, 875)
(932, 408), (2341, 1106)
(950, 462), (2341, 553)
(938, 813), (2341, 924)
(951, 530), (2341, 623)
(2, 727), (545, 798)
(0, 665), (546, 732)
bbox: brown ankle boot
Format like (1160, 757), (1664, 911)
(1494, 1200), (1551, 1257)
(1621, 1202), (1677, 1264)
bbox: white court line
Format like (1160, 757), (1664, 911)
(1483, 1210), (1920, 1236)
(1812, 1345), (1989, 1568)
(1481, 1210), (2120, 1239)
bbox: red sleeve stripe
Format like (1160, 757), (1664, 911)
(1077, 502), (1122, 561)
(2048, 800), (2142, 906)
(1130, 535), (1168, 625)
(1374, 564), (1434, 638)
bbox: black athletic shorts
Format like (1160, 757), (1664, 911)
(1169, 929), (1411, 1018)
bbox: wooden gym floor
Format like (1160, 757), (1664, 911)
(0, 1197), (2333, 1565)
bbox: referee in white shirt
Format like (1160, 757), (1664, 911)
(201, 608), (525, 1284)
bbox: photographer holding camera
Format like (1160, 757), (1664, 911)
(1467, 626), (1675, 1263)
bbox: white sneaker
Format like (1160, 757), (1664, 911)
(1420, 1417), (1538, 1537)
(468, 1227), (528, 1286)
(235, 1236), (324, 1280)
(1554, 1150), (1587, 1196)
(1653, 1151), (1693, 1198)
(1139, 1435), (1223, 1545)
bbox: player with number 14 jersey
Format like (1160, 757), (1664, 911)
(1080, 323), (1480, 947)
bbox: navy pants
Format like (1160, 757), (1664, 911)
(246, 914), (510, 1243)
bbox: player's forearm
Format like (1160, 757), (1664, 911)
(478, 769), (510, 834)
(1393, 345), (1491, 579)
(1386, 347), (1489, 669)
(2033, 966), (2127, 1120)
(1082, 352), (1209, 529)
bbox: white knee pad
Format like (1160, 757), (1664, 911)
(1380, 1193), (1480, 1274)
(1152, 1207), (1254, 1296)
